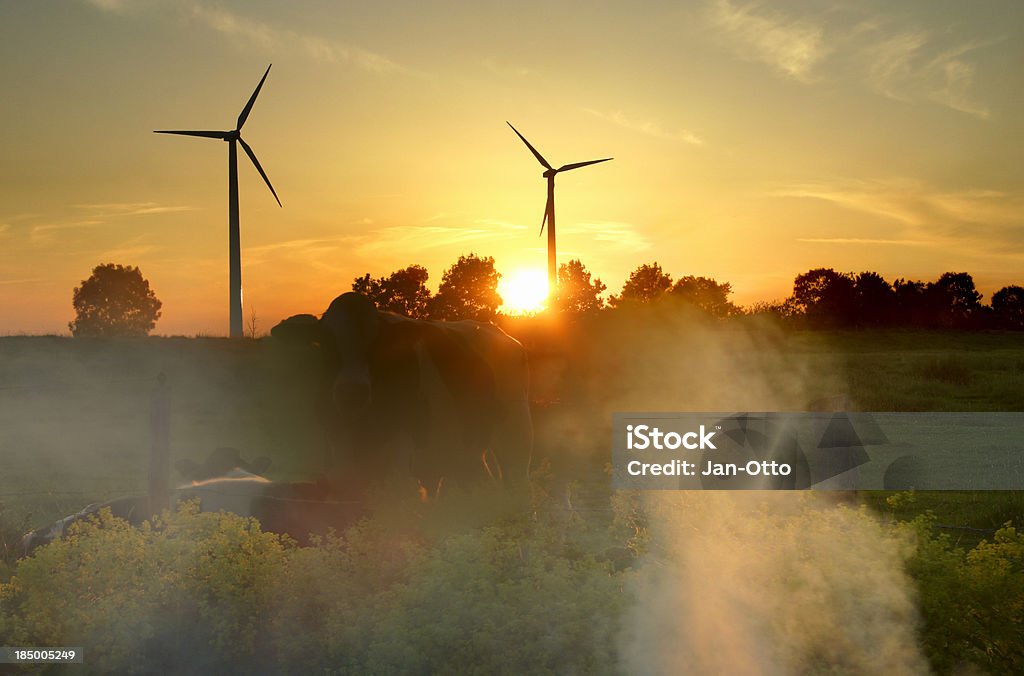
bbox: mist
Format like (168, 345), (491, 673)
(566, 305), (929, 674)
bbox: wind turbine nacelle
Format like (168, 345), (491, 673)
(543, 168), (558, 178)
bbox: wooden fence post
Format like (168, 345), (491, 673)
(149, 372), (171, 516)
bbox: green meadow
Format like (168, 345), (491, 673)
(1, 325), (1023, 673)
(1, 325), (1022, 534)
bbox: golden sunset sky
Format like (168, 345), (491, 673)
(2, 0), (1022, 334)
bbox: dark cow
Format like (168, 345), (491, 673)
(22, 466), (362, 556)
(175, 446), (272, 483)
(309, 293), (533, 497)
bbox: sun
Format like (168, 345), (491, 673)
(499, 268), (549, 315)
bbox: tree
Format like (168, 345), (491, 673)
(609, 262), (672, 306)
(853, 271), (896, 326)
(790, 268), (856, 327)
(669, 276), (738, 317)
(746, 298), (800, 319)
(893, 278), (928, 326)
(927, 272), (982, 327)
(351, 273), (382, 299)
(351, 265), (433, 319)
(553, 259), (606, 314)
(430, 254), (502, 321)
(69, 263), (162, 337)
(991, 285), (1024, 329)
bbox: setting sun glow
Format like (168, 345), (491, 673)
(499, 269), (549, 315)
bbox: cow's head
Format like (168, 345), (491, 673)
(176, 447), (272, 484)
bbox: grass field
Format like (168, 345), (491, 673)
(1, 324), (1022, 540)
(2, 324), (1023, 673)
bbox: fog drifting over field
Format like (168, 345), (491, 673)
(587, 311), (928, 673)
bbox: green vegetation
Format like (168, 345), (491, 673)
(901, 508), (1024, 672)
(1, 324), (1023, 673)
(1, 489), (1021, 674)
(1, 491), (625, 675)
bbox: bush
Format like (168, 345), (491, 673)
(2, 491), (628, 675)
(4, 490), (1021, 674)
(905, 515), (1024, 673)
(1, 502), (289, 674)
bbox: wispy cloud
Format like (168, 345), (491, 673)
(96, 243), (159, 261)
(356, 224), (514, 256)
(561, 221), (651, 253)
(586, 109), (703, 145)
(188, 4), (276, 47)
(705, 2), (997, 118)
(708, 0), (828, 82)
(776, 178), (1024, 253)
(0, 277), (47, 286)
(81, 0), (403, 74)
(82, 0), (140, 12)
(472, 218), (528, 231)
(244, 237), (356, 267)
(797, 237), (930, 246)
(482, 58), (530, 78)
(189, 4), (402, 74)
(856, 24), (996, 119)
(18, 202), (197, 243)
(75, 202), (199, 216)
(775, 179), (1020, 228)
(31, 220), (106, 239)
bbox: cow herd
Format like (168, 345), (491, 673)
(21, 292), (534, 557)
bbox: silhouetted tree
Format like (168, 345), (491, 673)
(351, 273), (383, 298)
(746, 299), (800, 319)
(69, 263), (162, 337)
(853, 271), (896, 326)
(991, 285), (1024, 329)
(927, 272), (982, 327)
(351, 265), (432, 319)
(430, 254), (502, 321)
(609, 262), (672, 306)
(669, 276), (738, 317)
(790, 268), (856, 327)
(553, 259), (606, 314)
(893, 278), (928, 326)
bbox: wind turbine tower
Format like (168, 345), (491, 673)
(507, 122), (611, 290)
(155, 65), (282, 338)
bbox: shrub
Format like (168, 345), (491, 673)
(1, 502), (289, 673)
(904, 515), (1024, 673)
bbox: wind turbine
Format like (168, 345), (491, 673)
(155, 64), (281, 338)
(507, 122), (611, 290)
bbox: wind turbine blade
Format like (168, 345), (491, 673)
(153, 130), (230, 139)
(507, 122), (552, 170)
(237, 64), (272, 130)
(539, 193), (552, 236)
(557, 158), (613, 172)
(239, 137), (282, 207)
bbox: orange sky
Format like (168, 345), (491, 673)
(2, 1), (1022, 335)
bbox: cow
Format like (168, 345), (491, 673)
(21, 458), (363, 556)
(177, 468), (359, 545)
(283, 292), (533, 498)
(175, 446), (272, 483)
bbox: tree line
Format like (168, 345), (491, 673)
(351, 256), (1024, 330)
(66, 258), (1024, 337)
